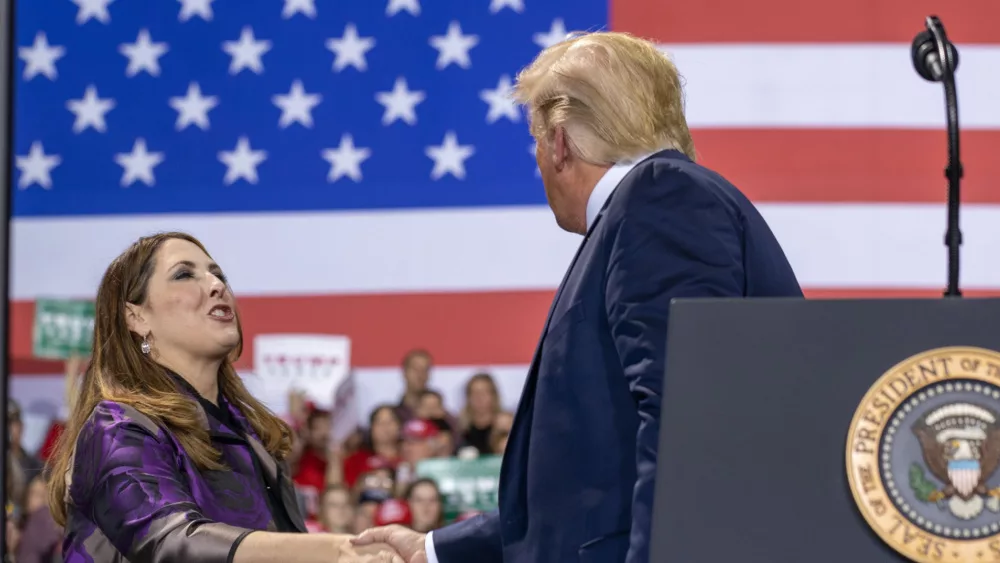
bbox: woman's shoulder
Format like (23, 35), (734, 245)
(68, 401), (176, 500)
(78, 400), (170, 444)
(66, 402), (184, 524)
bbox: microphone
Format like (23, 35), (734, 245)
(911, 16), (963, 297)
(911, 17), (959, 82)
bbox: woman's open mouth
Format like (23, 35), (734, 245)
(208, 304), (235, 322)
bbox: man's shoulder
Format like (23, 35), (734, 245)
(611, 151), (746, 218)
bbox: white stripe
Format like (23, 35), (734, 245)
(11, 204), (1000, 299)
(764, 203), (1000, 288)
(11, 208), (579, 299)
(659, 44), (1000, 128)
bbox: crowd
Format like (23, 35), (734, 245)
(3, 348), (512, 562)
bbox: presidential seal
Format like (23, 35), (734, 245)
(847, 346), (1000, 563)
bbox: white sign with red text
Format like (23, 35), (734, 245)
(248, 334), (351, 414)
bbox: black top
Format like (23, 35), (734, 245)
(462, 423), (493, 455)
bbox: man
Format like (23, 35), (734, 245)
(394, 349), (433, 423)
(394, 419), (442, 496)
(354, 31), (802, 563)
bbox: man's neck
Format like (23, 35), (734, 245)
(583, 152), (661, 233)
(403, 389), (423, 408)
(572, 163), (612, 234)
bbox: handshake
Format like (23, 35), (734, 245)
(341, 525), (428, 563)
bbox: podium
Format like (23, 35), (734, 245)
(649, 297), (1000, 563)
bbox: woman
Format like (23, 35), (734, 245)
(404, 479), (444, 533)
(456, 373), (502, 454)
(318, 485), (354, 534)
(342, 405), (401, 488)
(46, 232), (397, 563)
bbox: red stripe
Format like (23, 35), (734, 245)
(611, 0), (1000, 44)
(691, 129), (1000, 203)
(8, 291), (554, 371)
(10, 287), (1000, 375)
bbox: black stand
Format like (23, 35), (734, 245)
(0, 0), (14, 554)
(650, 297), (1000, 562)
(911, 16), (963, 297)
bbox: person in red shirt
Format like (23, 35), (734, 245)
(291, 406), (332, 518)
(37, 420), (66, 462)
(342, 405), (401, 488)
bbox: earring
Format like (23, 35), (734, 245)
(140, 335), (151, 355)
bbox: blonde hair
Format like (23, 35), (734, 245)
(513, 31), (695, 164)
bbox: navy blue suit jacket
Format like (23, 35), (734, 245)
(432, 149), (803, 562)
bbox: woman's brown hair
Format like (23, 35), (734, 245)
(46, 232), (293, 526)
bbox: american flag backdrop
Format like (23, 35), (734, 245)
(7, 0), (1000, 405)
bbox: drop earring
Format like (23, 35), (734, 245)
(140, 334), (151, 355)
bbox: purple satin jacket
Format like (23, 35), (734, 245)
(61, 384), (306, 563)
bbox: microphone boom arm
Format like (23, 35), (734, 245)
(912, 16), (963, 297)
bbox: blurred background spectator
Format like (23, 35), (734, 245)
(270, 348), (510, 536)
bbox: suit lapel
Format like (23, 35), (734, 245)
(537, 210), (606, 350)
(500, 211), (608, 538)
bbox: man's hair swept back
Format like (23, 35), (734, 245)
(513, 31), (695, 165)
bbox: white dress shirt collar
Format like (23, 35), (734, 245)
(585, 152), (658, 231)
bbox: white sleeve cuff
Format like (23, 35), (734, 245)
(424, 531), (440, 563)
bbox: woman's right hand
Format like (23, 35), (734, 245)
(234, 531), (402, 563)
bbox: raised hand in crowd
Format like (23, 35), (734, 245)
(288, 389), (310, 427)
(324, 439), (346, 486)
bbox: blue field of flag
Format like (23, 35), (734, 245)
(12, 0), (607, 217)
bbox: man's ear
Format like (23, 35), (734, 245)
(552, 126), (569, 172)
(124, 302), (148, 337)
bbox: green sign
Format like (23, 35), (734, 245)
(33, 299), (95, 359)
(416, 455), (502, 522)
